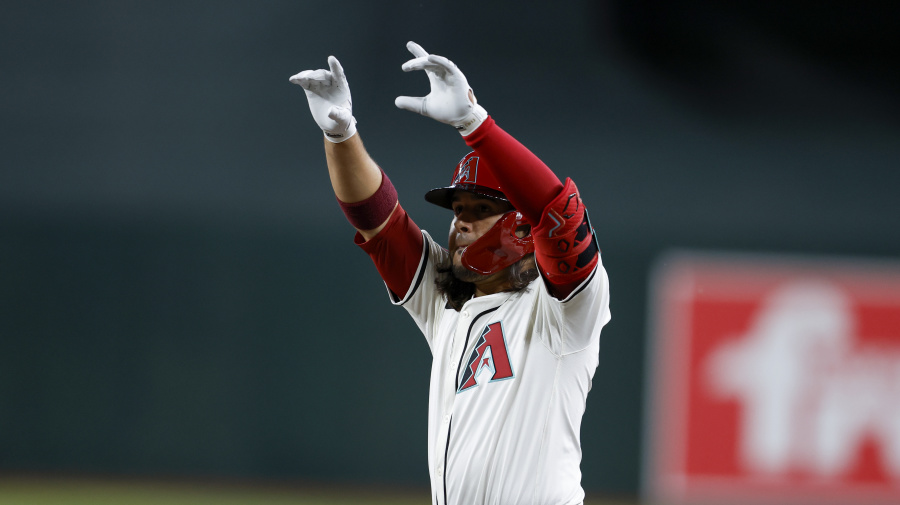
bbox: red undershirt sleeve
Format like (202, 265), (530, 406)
(355, 203), (425, 299)
(465, 117), (599, 298)
(463, 116), (564, 225)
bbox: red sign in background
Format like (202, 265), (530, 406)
(644, 252), (900, 505)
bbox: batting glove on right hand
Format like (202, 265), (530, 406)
(289, 56), (357, 143)
(395, 41), (488, 136)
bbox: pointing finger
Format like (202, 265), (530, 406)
(406, 41), (428, 58)
(395, 95), (425, 115)
(328, 56), (346, 84)
(288, 71), (306, 85)
(401, 56), (431, 72)
(402, 56), (457, 76)
(427, 54), (458, 74)
(289, 69), (329, 88)
(288, 69), (315, 86)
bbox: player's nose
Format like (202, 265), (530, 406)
(453, 216), (473, 234)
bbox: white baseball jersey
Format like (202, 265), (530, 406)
(388, 230), (611, 505)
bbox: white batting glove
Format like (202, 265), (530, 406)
(395, 41), (488, 136)
(289, 56), (357, 143)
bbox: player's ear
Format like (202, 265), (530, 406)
(515, 224), (531, 239)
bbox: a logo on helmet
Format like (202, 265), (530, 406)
(454, 155), (478, 185)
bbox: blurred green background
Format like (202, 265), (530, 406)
(1, 0), (897, 502)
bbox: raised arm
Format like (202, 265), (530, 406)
(290, 55), (424, 298)
(290, 56), (393, 239)
(323, 135), (394, 240)
(395, 42), (599, 297)
(394, 42), (563, 223)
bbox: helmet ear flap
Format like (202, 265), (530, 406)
(461, 211), (535, 275)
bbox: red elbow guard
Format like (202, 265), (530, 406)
(533, 178), (599, 285)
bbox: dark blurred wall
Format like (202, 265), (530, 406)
(1, 0), (897, 497)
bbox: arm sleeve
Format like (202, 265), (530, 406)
(465, 117), (599, 298)
(355, 203), (425, 299)
(463, 116), (564, 225)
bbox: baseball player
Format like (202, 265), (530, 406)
(290, 41), (611, 505)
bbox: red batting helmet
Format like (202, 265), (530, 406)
(425, 152), (534, 276)
(424, 151), (507, 209)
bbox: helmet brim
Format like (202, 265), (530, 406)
(424, 184), (508, 210)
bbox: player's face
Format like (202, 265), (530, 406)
(447, 191), (514, 282)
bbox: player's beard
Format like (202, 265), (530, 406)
(451, 262), (486, 283)
(451, 247), (487, 283)
(437, 249), (538, 312)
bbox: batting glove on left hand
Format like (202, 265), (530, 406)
(395, 41), (488, 136)
(289, 56), (357, 143)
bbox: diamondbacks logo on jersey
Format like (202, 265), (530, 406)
(454, 155), (478, 185)
(458, 322), (514, 393)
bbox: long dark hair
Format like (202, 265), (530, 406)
(435, 254), (539, 311)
